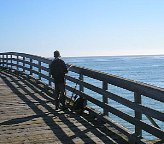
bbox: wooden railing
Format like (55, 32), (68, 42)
(0, 52), (163, 143)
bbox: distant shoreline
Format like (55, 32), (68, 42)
(48, 54), (164, 59)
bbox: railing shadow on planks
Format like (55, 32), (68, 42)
(0, 52), (163, 143)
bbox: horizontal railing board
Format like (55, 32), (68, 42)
(0, 58), (13, 61)
(1, 62), (12, 66)
(66, 85), (128, 118)
(66, 85), (136, 123)
(1, 54), (163, 120)
(66, 85), (164, 139)
(69, 65), (164, 103)
(66, 75), (164, 122)
(2, 52), (163, 101)
(18, 59), (50, 72)
(8, 54), (51, 71)
(9, 65), (45, 81)
(10, 54), (50, 73)
(0, 52), (51, 64)
(69, 65), (83, 74)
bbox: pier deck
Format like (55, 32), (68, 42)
(0, 70), (128, 144)
(0, 52), (163, 144)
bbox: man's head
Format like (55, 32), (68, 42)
(54, 50), (60, 58)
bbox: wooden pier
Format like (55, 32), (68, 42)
(0, 68), (130, 144)
(0, 52), (163, 144)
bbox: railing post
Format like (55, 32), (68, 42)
(2, 55), (4, 67)
(6, 54), (8, 68)
(38, 61), (41, 80)
(30, 58), (33, 75)
(0, 54), (1, 66)
(79, 73), (84, 92)
(48, 61), (51, 86)
(103, 81), (108, 116)
(11, 54), (13, 69)
(134, 92), (142, 137)
(23, 57), (25, 72)
(4, 55), (7, 67)
(16, 55), (19, 70)
(79, 73), (87, 107)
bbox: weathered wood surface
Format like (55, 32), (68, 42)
(0, 70), (129, 144)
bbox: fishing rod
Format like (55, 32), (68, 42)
(69, 78), (79, 104)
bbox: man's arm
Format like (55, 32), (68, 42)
(62, 61), (68, 74)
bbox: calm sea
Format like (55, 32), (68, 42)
(63, 55), (164, 140)
(64, 55), (164, 88)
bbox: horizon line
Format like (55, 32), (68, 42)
(49, 54), (164, 59)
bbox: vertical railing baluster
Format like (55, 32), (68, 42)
(48, 61), (51, 86)
(79, 73), (87, 107)
(103, 81), (108, 116)
(16, 55), (19, 70)
(79, 73), (84, 92)
(0, 54), (1, 66)
(38, 61), (41, 80)
(5, 55), (7, 67)
(8, 54), (10, 68)
(23, 57), (25, 72)
(30, 58), (33, 75)
(11, 54), (13, 69)
(134, 92), (142, 137)
(2, 55), (4, 67)
(49, 72), (51, 86)
(6, 54), (8, 68)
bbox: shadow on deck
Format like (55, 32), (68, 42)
(0, 69), (129, 144)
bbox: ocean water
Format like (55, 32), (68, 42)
(64, 55), (164, 88)
(63, 55), (164, 140)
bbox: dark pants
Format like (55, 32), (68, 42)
(54, 82), (66, 109)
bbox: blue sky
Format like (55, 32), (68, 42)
(0, 0), (164, 57)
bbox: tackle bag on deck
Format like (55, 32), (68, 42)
(73, 96), (86, 114)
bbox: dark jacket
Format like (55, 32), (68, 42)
(50, 58), (68, 83)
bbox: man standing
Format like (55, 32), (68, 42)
(50, 50), (68, 110)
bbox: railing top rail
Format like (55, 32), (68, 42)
(0, 52), (52, 64)
(1, 52), (164, 102)
(69, 65), (164, 102)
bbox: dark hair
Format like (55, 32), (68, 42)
(54, 50), (60, 58)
